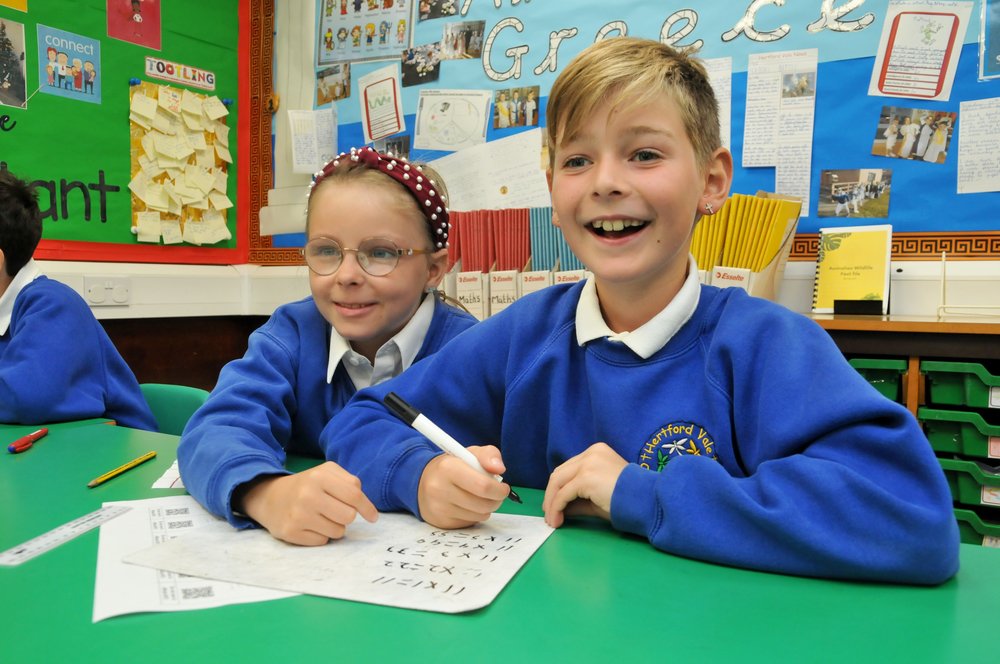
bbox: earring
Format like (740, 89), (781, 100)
(704, 202), (714, 214)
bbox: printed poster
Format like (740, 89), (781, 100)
(107, 0), (162, 50)
(37, 25), (102, 105)
(316, 0), (411, 66)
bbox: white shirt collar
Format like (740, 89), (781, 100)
(0, 260), (40, 336)
(575, 255), (701, 359)
(326, 293), (436, 388)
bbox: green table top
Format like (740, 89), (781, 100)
(0, 418), (114, 438)
(2, 424), (999, 663)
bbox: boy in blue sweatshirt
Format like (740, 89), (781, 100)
(321, 38), (959, 584)
(0, 169), (156, 430)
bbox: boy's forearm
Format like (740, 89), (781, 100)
(610, 432), (958, 585)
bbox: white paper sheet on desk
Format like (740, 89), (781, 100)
(93, 496), (296, 622)
(125, 509), (554, 614)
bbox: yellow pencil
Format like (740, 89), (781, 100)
(87, 451), (157, 488)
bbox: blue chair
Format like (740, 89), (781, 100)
(139, 383), (211, 436)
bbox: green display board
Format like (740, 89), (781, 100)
(0, 0), (242, 264)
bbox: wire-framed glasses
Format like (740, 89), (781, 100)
(301, 237), (434, 277)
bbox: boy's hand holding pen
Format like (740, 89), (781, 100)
(384, 392), (521, 529)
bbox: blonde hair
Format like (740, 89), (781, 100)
(306, 158), (450, 249)
(545, 37), (721, 171)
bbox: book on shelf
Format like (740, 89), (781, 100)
(691, 191), (802, 301)
(811, 224), (892, 315)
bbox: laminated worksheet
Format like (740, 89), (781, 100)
(125, 500), (554, 614)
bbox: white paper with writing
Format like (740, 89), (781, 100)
(867, 0), (972, 101)
(93, 496), (295, 622)
(429, 128), (550, 211)
(125, 510), (553, 614)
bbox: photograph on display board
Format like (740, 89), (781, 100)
(374, 133), (410, 160)
(36, 25), (102, 104)
(107, 0), (162, 50)
(0, 18), (26, 108)
(817, 169), (892, 219)
(441, 20), (484, 60)
(316, 63), (351, 106)
(873, 105), (957, 163)
(492, 86), (540, 130)
(781, 71), (816, 98)
(418, 0), (457, 22)
(400, 42), (441, 87)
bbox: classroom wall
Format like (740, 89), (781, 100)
(19, 0), (1000, 378)
(268, 1), (1000, 239)
(261, 0), (1000, 317)
(1, 0), (243, 264)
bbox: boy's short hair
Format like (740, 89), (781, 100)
(546, 37), (721, 171)
(0, 170), (43, 278)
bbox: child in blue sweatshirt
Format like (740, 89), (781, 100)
(179, 148), (476, 545)
(0, 169), (156, 430)
(321, 38), (959, 584)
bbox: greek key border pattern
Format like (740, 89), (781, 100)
(247, 0), (300, 266)
(790, 232), (1000, 261)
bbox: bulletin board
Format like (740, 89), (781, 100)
(0, 0), (245, 264)
(253, 0), (1000, 264)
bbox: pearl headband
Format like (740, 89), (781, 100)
(310, 146), (450, 249)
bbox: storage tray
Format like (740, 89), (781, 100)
(919, 408), (1000, 460)
(848, 358), (907, 402)
(922, 361), (1000, 409)
(938, 457), (1000, 510)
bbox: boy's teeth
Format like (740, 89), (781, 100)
(593, 220), (640, 231)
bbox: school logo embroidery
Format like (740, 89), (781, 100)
(638, 422), (717, 471)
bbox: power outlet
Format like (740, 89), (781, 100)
(84, 276), (132, 306)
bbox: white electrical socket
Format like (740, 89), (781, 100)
(84, 277), (131, 306)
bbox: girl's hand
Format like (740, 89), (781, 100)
(238, 461), (378, 545)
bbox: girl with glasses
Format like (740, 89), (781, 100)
(178, 147), (476, 545)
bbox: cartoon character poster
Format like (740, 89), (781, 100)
(36, 25), (102, 104)
(317, 0), (411, 65)
(107, 0), (162, 50)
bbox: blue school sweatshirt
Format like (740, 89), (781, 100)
(323, 282), (959, 585)
(0, 276), (156, 430)
(178, 295), (476, 527)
